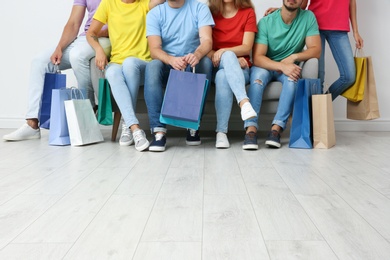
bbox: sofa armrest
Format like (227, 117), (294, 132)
(301, 58), (318, 79)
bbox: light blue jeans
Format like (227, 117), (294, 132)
(319, 30), (356, 100)
(144, 57), (212, 133)
(106, 58), (147, 128)
(25, 36), (111, 119)
(245, 66), (297, 130)
(214, 51), (250, 133)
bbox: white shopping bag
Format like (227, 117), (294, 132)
(64, 88), (104, 146)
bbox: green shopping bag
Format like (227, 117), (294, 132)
(97, 71), (113, 125)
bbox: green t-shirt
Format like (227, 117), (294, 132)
(255, 9), (319, 62)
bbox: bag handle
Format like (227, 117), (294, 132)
(354, 48), (365, 57)
(181, 67), (196, 73)
(49, 64), (62, 74)
(69, 87), (85, 100)
(99, 69), (106, 79)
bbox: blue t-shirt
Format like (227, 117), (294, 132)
(146, 0), (214, 57)
(256, 9), (319, 62)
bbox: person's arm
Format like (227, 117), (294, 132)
(350, 0), (364, 49)
(301, 0), (309, 10)
(282, 35), (321, 64)
(148, 35), (187, 70)
(50, 5), (86, 65)
(149, 0), (164, 10)
(264, 7), (279, 16)
(211, 31), (255, 68)
(184, 25), (213, 68)
(86, 19), (107, 70)
(253, 43), (302, 82)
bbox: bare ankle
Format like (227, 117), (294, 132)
(26, 119), (39, 129)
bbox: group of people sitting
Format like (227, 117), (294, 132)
(3, 0), (364, 152)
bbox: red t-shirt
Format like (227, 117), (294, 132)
(212, 8), (257, 66)
(308, 0), (350, 31)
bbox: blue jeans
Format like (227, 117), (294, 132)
(319, 30), (355, 100)
(245, 66), (297, 130)
(106, 57), (147, 128)
(144, 57), (212, 133)
(214, 51), (250, 133)
(25, 36), (111, 119)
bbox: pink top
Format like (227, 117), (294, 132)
(308, 0), (350, 31)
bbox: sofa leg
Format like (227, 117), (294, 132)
(111, 111), (121, 142)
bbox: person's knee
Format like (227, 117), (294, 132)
(221, 50), (236, 61)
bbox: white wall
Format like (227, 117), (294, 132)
(1, 0), (389, 131)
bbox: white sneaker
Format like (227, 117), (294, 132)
(241, 102), (257, 121)
(215, 132), (230, 149)
(119, 122), (133, 146)
(3, 123), (40, 141)
(132, 129), (149, 152)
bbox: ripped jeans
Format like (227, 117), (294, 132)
(244, 66), (297, 130)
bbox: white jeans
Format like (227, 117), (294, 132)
(25, 36), (111, 119)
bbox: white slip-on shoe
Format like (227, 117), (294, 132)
(241, 102), (257, 121)
(215, 132), (230, 149)
(3, 123), (40, 141)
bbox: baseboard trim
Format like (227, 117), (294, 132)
(1, 117), (389, 132)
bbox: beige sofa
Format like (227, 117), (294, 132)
(90, 58), (318, 137)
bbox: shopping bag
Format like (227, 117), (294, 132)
(38, 66), (66, 129)
(97, 74), (113, 125)
(49, 88), (86, 146)
(341, 49), (366, 102)
(48, 89), (71, 146)
(312, 93), (336, 149)
(64, 88), (104, 146)
(161, 69), (208, 122)
(160, 78), (209, 130)
(347, 56), (380, 120)
(289, 78), (322, 149)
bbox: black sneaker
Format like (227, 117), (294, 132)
(186, 129), (201, 146)
(242, 131), (258, 150)
(149, 134), (166, 152)
(265, 130), (281, 148)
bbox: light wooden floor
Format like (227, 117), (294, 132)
(0, 128), (390, 260)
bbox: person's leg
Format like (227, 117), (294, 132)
(144, 60), (170, 151)
(144, 59), (169, 134)
(244, 66), (273, 131)
(242, 67), (273, 150)
(272, 73), (297, 130)
(325, 30), (356, 100)
(318, 31), (326, 90)
(215, 68), (233, 134)
(264, 73), (296, 148)
(69, 36), (111, 106)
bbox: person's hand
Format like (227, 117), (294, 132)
(50, 48), (63, 65)
(169, 56), (187, 70)
(280, 63), (301, 81)
(211, 49), (225, 67)
(264, 7), (278, 16)
(280, 54), (298, 65)
(94, 50), (108, 71)
(183, 53), (200, 68)
(354, 32), (364, 49)
(238, 57), (249, 69)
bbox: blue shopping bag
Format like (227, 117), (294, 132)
(161, 69), (208, 123)
(49, 88), (86, 146)
(289, 78), (322, 149)
(38, 67), (66, 129)
(160, 69), (209, 130)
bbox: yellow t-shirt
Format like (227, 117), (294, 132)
(94, 0), (151, 64)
